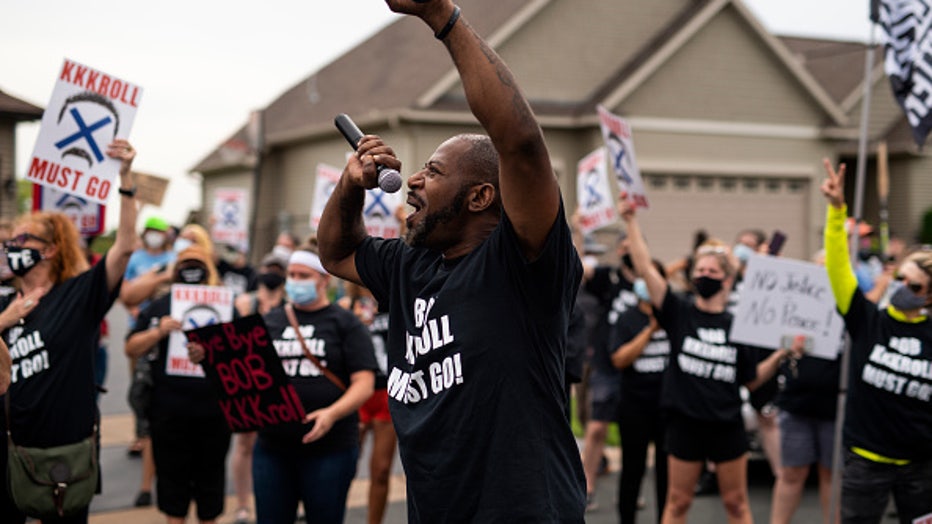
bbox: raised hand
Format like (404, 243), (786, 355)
(820, 158), (846, 209)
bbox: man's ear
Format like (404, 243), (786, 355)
(467, 183), (496, 212)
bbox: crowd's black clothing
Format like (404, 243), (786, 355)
(656, 289), (756, 423)
(217, 260), (257, 294)
(261, 304), (377, 457)
(356, 207), (585, 522)
(0, 256), (118, 522)
(610, 307), (670, 410)
(129, 294), (228, 420)
(776, 344), (842, 420)
(842, 290), (932, 460)
(584, 266), (637, 373)
(370, 312), (390, 390)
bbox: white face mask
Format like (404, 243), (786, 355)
(173, 237), (193, 254)
(143, 231), (166, 250)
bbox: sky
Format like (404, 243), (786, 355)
(1, 0), (873, 230)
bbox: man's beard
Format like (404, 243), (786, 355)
(404, 187), (469, 248)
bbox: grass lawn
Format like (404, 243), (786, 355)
(570, 393), (621, 446)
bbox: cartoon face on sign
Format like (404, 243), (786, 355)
(54, 92), (120, 168)
(182, 305), (222, 331)
(219, 200), (240, 227)
(606, 132), (634, 186)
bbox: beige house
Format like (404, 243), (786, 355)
(193, 0), (932, 264)
(0, 90), (43, 221)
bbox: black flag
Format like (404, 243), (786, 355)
(873, 0), (932, 146)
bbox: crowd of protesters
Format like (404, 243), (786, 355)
(2, 3), (932, 524)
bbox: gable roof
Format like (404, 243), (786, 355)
(0, 89), (43, 121)
(193, 0), (858, 173)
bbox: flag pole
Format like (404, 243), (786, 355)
(829, 22), (877, 522)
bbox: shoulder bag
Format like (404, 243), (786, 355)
(5, 393), (99, 518)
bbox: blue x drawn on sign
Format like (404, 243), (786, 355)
(584, 170), (602, 208)
(364, 190), (390, 218)
(54, 108), (112, 163)
(613, 148), (634, 185)
(187, 317), (217, 330)
(221, 202), (239, 226)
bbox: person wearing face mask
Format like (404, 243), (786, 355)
(125, 245), (232, 524)
(0, 139), (138, 523)
(254, 248), (376, 524)
(122, 216), (176, 308)
(228, 251), (288, 524)
(617, 193), (802, 524)
(609, 259), (670, 524)
(821, 160), (932, 523)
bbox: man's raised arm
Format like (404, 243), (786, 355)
(389, 0), (560, 258)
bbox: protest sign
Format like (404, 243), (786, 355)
(310, 162), (404, 238)
(167, 284), (234, 377)
(210, 188), (249, 251)
(25, 58), (142, 204)
(32, 184), (105, 236)
(575, 147), (616, 233)
(597, 105), (649, 209)
(133, 171), (170, 207)
(186, 314), (306, 432)
(729, 253), (844, 360)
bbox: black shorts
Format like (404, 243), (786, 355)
(587, 369), (620, 422)
(150, 414), (231, 520)
(665, 412), (747, 463)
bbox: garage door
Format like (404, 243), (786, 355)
(635, 174), (810, 265)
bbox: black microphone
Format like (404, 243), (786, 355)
(334, 113), (403, 193)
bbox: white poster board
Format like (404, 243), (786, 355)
(597, 105), (648, 209)
(729, 254), (844, 360)
(575, 147), (616, 233)
(166, 284), (234, 377)
(32, 185), (105, 236)
(26, 58), (142, 204)
(210, 188), (249, 251)
(310, 162), (404, 238)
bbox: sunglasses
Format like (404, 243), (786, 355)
(894, 275), (926, 294)
(3, 233), (51, 249)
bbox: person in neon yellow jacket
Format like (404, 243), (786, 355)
(821, 159), (932, 523)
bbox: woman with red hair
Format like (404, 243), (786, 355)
(0, 139), (139, 523)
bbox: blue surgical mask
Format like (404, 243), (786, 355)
(285, 278), (318, 305)
(173, 238), (193, 254)
(733, 243), (754, 263)
(633, 278), (650, 302)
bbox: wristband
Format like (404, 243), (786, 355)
(118, 186), (137, 197)
(435, 5), (461, 40)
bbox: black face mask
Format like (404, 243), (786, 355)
(258, 272), (285, 290)
(692, 276), (724, 299)
(176, 265), (208, 285)
(5, 247), (43, 277)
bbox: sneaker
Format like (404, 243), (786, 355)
(585, 492), (599, 512)
(134, 491), (152, 507)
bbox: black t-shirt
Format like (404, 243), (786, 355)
(841, 290), (932, 460)
(356, 207), (585, 523)
(775, 340), (843, 420)
(610, 306), (670, 410)
(217, 260), (257, 294)
(1, 256), (118, 447)
(260, 304), (376, 456)
(656, 289), (757, 423)
(129, 294), (227, 421)
(369, 312), (390, 390)
(584, 266), (637, 373)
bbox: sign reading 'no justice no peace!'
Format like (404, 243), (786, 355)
(25, 58), (142, 204)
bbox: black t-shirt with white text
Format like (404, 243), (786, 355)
(129, 294), (228, 422)
(260, 304), (376, 456)
(841, 290), (932, 460)
(1, 256), (118, 447)
(585, 266), (637, 373)
(656, 289), (757, 422)
(610, 306), (670, 410)
(356, 206), (585, 523)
